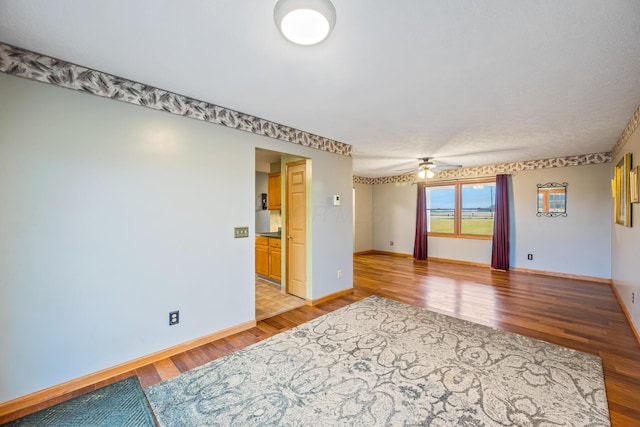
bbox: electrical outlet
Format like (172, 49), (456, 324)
(527, 254), (533, 260)
(390, 241), (394, 246)
(169, 310), (179, 325)
(337, 269), (342, 279)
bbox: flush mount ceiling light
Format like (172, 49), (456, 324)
(274, 0), (336, 46)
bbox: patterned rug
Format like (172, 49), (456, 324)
(2, 376), (155, 426)
(145, 296), (610, 426)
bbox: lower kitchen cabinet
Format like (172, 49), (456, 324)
(255, 236), (269, 277)
(268, 238), (281, 281)
(255, 236), (281, 282)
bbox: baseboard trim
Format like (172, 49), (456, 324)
(611, 284), (640, 347)
(360, 250), (413, 258)
(307, 287), (354, 306)
(0, 319), (256, 418)
(358, 252), (490, 268)
(426, 257), (491, 268)
(511, 267), (612, 284)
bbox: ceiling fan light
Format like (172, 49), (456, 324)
(418, 169), (426, 179)
(426, 170), (435, 179)
(274, 0), (336, 46)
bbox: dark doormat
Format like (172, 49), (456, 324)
(2, 376), (155, 426)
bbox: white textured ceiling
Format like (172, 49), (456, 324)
(1, 1), (639, 177)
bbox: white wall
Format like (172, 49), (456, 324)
(305, 152), (354, 299)
(372, 182), (416, 253)
(363, 163), (612, 279)
(611, 127), (640, 334)
(512, 164), (611, 278)
(427, 237), (493, 264)
(353, 183), (373, 252)
(0, 72), (353, 402)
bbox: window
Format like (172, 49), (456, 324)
(426, 179), (496, 238)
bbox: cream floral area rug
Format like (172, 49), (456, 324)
(145, 296), (610, 426)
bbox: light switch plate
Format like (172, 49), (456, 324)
(234, 226), (249, 238)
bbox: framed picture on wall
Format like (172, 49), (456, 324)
(614, 153), (631, 226)
(631, 165), (639, 204)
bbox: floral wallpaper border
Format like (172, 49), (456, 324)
(354, 152), (612, 185)
(3, 42), (637, 178)
(0, 42), (351, 157)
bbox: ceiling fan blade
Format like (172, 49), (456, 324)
(431, 147), (524, 160)
(434, 163), (463, 170)
(389, 155), (467, 176)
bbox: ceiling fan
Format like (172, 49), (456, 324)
(398, 157), (463, 179)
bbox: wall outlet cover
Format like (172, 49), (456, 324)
(169, 310), (179, 325)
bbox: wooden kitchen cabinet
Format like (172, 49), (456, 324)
(255, 235), (281, 282)
(267, 172), (281, 210)
(268, 238), (281, 281)
(255, 236), (269, 277)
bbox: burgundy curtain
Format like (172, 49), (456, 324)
(491, 174), (510, 270)
(413, 183), (428, 260)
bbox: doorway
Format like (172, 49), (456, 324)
(254, 150), (308, 318)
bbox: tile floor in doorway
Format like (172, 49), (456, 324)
(255, 277), (305, 321)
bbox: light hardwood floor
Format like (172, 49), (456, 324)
(2, 253), (639, 425)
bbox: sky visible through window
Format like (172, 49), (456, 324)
(429, 184), (495, 209)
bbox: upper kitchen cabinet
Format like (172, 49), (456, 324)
(268, 172), (281, 210)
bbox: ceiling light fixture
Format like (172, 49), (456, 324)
(418, 169), (435, 179)
(274, 0), (336, 46)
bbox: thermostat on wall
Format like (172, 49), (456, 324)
(333, 195), (341, 206)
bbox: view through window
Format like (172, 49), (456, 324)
(426, 179), (496, 237)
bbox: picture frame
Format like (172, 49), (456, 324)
(614, 153), (631, 226)
(536, 182), (567, 217)
(631, 165), (639, 204)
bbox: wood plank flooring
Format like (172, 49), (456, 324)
(2, 253), (639, 425)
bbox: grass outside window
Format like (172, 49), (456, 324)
(426, 179), (496, 238)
